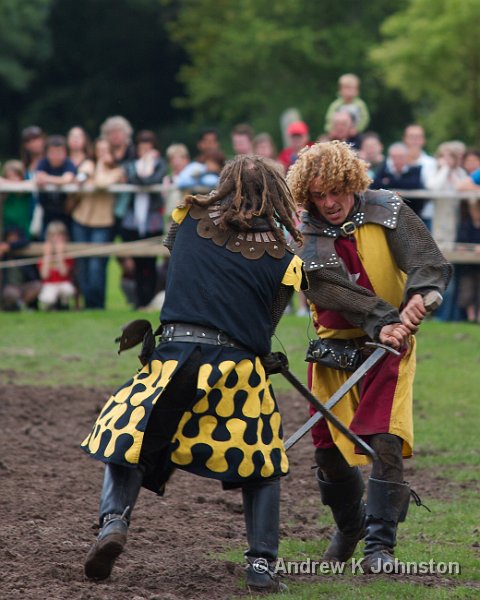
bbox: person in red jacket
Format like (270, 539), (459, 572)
(278, 121), (311, 171)
(38, 221), (76, 310)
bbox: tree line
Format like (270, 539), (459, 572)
(1, 0), (479, 157)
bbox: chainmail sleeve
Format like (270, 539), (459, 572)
(304, 269), (402, 340)
(163, 221), (180, 252)
(271, 284), (294, 333)
(385, 203), (453, 301)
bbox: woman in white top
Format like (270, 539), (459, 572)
(71, 138), (124, 308)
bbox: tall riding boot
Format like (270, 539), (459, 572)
(316, 467), (366, 563)
(362, 477), (410, 574)
(84, 463), (144, 580)
(242, 478), (287, 593)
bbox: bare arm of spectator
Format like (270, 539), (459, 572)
(0, 177), (32, 189)
(425, 164), (449, 190)
(126, 155), (167, 185)
(76, 159), (95, 183)
(36, 171), (76, 186)
(94, 163), (125, 189)
(456, 177), (480, 192)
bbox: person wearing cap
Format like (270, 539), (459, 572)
(20, 126), (46, 175)
(20, 126), (46, 238)
(278, 121), (312, 171)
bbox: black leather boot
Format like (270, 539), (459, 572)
(84, 463), (144, 580)
(316, 467), (366, 564)
(242, 479), (287, 593)
(362, 477), (410, 574)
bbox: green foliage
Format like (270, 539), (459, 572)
(1, 0), (421, 157)
(3, 0), (480, 164)
(371, 0), (480, 146)
(165, 0), (409, 144)
(0, 0), (52, 91)
(23, 0), (186, 137)
(0, 0), (190, 157)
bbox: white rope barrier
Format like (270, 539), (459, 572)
(3, 238), (480, 268)
(1, 182), (480, 198)
(1, 185), (480, 267)
(0, 182), (175, 193)
(0, 237), (168, 269)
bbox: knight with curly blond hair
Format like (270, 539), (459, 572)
(287, 140), (372, 208)
(287, 141), (452, 573)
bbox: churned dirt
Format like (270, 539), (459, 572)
(0, 384), (476, 599)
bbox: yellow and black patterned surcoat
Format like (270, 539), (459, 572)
(82, 204), (304, 488)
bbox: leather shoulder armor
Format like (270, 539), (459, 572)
(299, 190), (404, 272)
(362, 189), (403, 229)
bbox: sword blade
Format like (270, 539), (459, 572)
(281, 367), (378, 460)
(284, 347), (387, 452)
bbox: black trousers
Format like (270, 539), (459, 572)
(138, 347), (202, 492)
(121, 228), (162, 307)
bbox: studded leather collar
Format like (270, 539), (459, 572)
(299, 189), (403, 271)
(189, 202), (289, 259)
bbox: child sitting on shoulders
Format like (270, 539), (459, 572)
(325, 73), (370, 134)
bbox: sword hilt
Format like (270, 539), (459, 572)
(423, 290), (443, 312)
(365, 291), (442, 354)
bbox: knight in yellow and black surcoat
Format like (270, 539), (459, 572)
(81, 155), (306, 592)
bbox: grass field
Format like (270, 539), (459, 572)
(0, 265), (479, 598)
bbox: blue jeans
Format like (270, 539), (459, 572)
(71, 221), (114, 309)
(433, 271), (465, 322)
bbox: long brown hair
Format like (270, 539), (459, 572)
(186, 154), (302, 245)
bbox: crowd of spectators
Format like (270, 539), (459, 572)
(1, 72), (480, 321)
(0, 118), (226, 312)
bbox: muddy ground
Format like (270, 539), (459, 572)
(0, 384), (476, 599)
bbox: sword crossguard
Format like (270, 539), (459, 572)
(364, 341), (401, 356)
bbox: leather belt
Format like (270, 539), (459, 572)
(160, 322), (247, 350)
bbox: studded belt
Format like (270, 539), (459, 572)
(159, 322), (247, 350)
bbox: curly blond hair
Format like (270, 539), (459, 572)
(286, 141), (371, 208)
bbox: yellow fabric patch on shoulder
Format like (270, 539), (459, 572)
(171, 205), (191, 224)
(281, 255), (304, 291)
